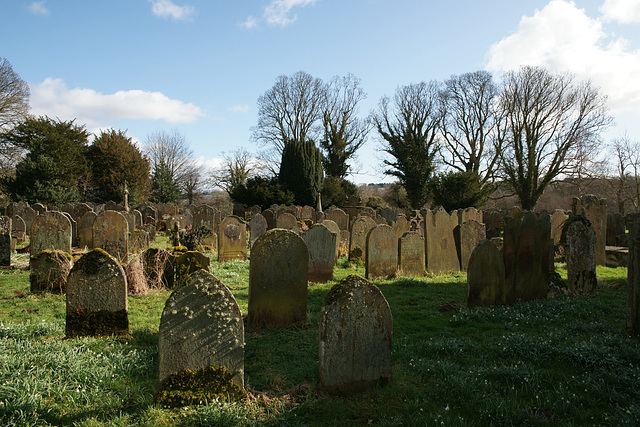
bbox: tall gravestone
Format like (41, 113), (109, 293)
(467, 240), (506, 308)
(0, 216), (10, 266)
(365, 224), (397, 280)
(424, 208), (460, 273)
(398, 231), (425, 276)
(319, 274), (393, 395)
(156, 270), (245, 406)
(350, 216), (377, 262)
(572, 195), (607, 265)
(454, 219), (486, 271)
(65, 249), (128, 337)
(30, 211), (72, 256)
(503, 212), (551, 303)
(304, 223), (337, 283)
(607, 212), (626, 247)
(262, 209), (276, 230)
(77, 211), (97, 249)
(93, 210), (129, 264)
(218, 215), (247, 262)
(565, 219), (597, 294)
(248, 229), (308, 331)
(394, 215), (410, 239)
(11, 215), (26, 243)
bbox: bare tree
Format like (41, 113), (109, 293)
(496, 66), (612, 210)
(319, 73), (370, 179)
(0, 58), (30, 174)
(144, 129), (195, 203)
(372, 81), (442, 210)
(439, 70), (499, 186)
(608, 135), (640, 215)
(209, 147), (261, 193)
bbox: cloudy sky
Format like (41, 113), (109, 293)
(2, 0), (640, 184)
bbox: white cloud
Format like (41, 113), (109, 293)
(29, 78), (205, 126)
(240, 15), (258, 29)
(228, 104), (249, 114)
(149, 0), (195, 21)
(29, 1), (49, 15)
(264, 0), (316, 26)
(600, 0), (640, 23)
(485, 0), (640, 113)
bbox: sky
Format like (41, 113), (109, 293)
(2, 0), (640, 186)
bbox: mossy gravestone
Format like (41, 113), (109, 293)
(565, 219), (597, 295)
(467, 240), (506, 308)
(318, 274), (393, 395)
(350, 216), (376, 262)
(175, 251), (210, 288)
(93, 210), (129, 264)
(365, 224), (397, 280)
(572, 195), (607, 266)
(66, 249), (128, 337)
(217, 215), (247, 262)
(304, 223), (337, 283)
(30, 211), (72, 256)
(156, 270), (245, 407)
(248, 229), (308, 332)
(30, 250), (72, 293)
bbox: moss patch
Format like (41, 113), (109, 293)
(66, 308), (129, 338)
(324, 274), (357, 306)
(154, 365), (246, 407)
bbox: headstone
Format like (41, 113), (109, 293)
(503, 212), (551, 303)
(30, 250), (72, 293)
(320, 220), (341, 261)
(398, 231), (424, 276)
(30, 211), (72, 256)
(141, 248), (175, 289)
(133, 210), (143, 230)
(318, 274), (393, 395)
(628, 220), (640, 337)
(77, 211), (97, 249)
(365, 224), (397, 280)
(572, 195), (607, 265)
(249, 213), (268, 248)
(301, 205), (315, 223)
(142, 205), (158, 224)
(71, 203), (93, 223)
(326, 208), (349, 231)
(276, 212), (298, 231)
(565, 219), (597, 295)
(65, 249), (128, 337)
(93, 210), (129, 264)
(467, 240), (506, 308)
(423, 208), (460, 273)
(0, 216), (10, 266)
(11, 215), (26, 243)
(607, 212), (627, 247)
(454, 219), (487, 271)
(248, 229), (308, 331)
(175, 251), (211, 288)
(156, 270), (245, 406)
(304, 223), (337, 283)
(394, 215), (410, 239)
(349, 216), (377, 262)
(262, 209), (276, 230)
(32, 202), (46, 214)
(217, 215), (247, 262)
(550, 210), (568, 245)
(483, 210), (504, 240)
(458, 207), (482, 225)
(193, 205), (216, 233)
(129, 229), (150, 253)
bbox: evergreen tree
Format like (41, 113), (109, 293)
(430, 171), (492, 212)
(230, 176), (294, 209)
(151, 160), (181, 203)
(279, 139), (324, 206)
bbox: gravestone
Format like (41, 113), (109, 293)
(320, 220), (341, 261)
(156, 270), (245, 406)
(301, 205), (315, 223)
(249, 213), (268, 248)
(349, 216), (377, 262)
(193, 205), (216, 233)
(628, 219), (640, 337)
(123, 212), (136, 235)
(424, 208), (461, 273)
(483, 210), (504, 240)
(142, 205), (158, 224)
(262, 209), (276, 230)
(454, 219), (487, 271)
(129, 229), (150, 253)
(77, 211), (97, 249)
(607, 212), (627, 247)
(572, 195), (607, 265)
(218, 215), (247, 262)
(304, 223), (337, 282)
(93, 210), (129, 264)
(398, 231), (425, 276)
(0, 216), (10, 266)
(394, 215), (410, 239)
(141, 248), (175, 289)
(503, 212), (551, 303)
(326, 208), (349, 231)
(143, 223), (157, 242)
(248, 229), (308, 331)
(61, 211), (77, 247)
(276, 212), (298, 231)
(467, 240), (506, 308)
(458, 207), (482, 225)
(175, 251), (211, 288)
(550, 209), (569, 245)
(20, 206), (38, 235)
(318, 274), (393, 395)
(71, 203), (93, 223)
(133, 210), (143, 230)
(30, 211), (72, 256)
(565, 219), (597, 295)
(30, 250), (72, 293)
(65, 249), (128, 337)
(365, 224), (397, 280)
(11, 215), (26, 243)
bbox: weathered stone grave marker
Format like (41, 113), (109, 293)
(365, 224), (397, 280)
(304, 223), (337, 282)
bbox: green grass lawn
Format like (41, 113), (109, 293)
(0, 241), (638, 426)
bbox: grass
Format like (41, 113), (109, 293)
(0, 238), (639, 425)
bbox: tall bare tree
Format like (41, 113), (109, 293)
(372, 81), (442, 210)
(439, 70), (499, 186)
(209, 147), (261, 194)
(0, 58), (30, 175)
(144, 129), (195, 203)
(608, 135), (640, 215)
(319, 73), (370, 179)
(496, 66), (612, 210)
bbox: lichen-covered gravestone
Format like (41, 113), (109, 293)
(350, 216), (377, 262)
(248, 229), (308, 331)
(65, 249), (128, 337)
(565, 218), (597, 295)
(398, 231), (424, 276)
(304, 223), (337, 283)
(218, 215), (247, 262)
(467, 240), (506, 308)
(572, 195), (607, 265)
(93, 210), (129, 264)
(30, 211), (72, 256)
(365, 224), (397, 280)
(175, 251), (211, 288)
(30, 250), (72, 293)
(318, 274), (393, 395)
(156, 270), (245, 406)
(0, 216), (10, 266)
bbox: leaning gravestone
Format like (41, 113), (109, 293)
(30, 250), (72, 293)
(93, 210), (129, 264)
(467, 240), (506, 308)
(248, 229), (308, 331)
(249, 213), (268, 248)
(77, 211), (97, 249)
(319, 274), (393, 395)
(565, 218), (597, 295)
(365, 224), (397, 280)
(156, 270), (245, 406)
(304, 223), (337, 282)
(398, 231), (424, 276)
(350, 216), (377, 262)
(424, 208), (460, 273)
(503, 212), (551, 303)
(175, 251), (211, 288)
(0, 216), (10, 266)
(65, 249), (128, 337)
(572, 195), (607, 265)
(218, 215), (247, 262)
(30, 211), (72, 256)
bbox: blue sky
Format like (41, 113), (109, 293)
(2, 0), (640, 185)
